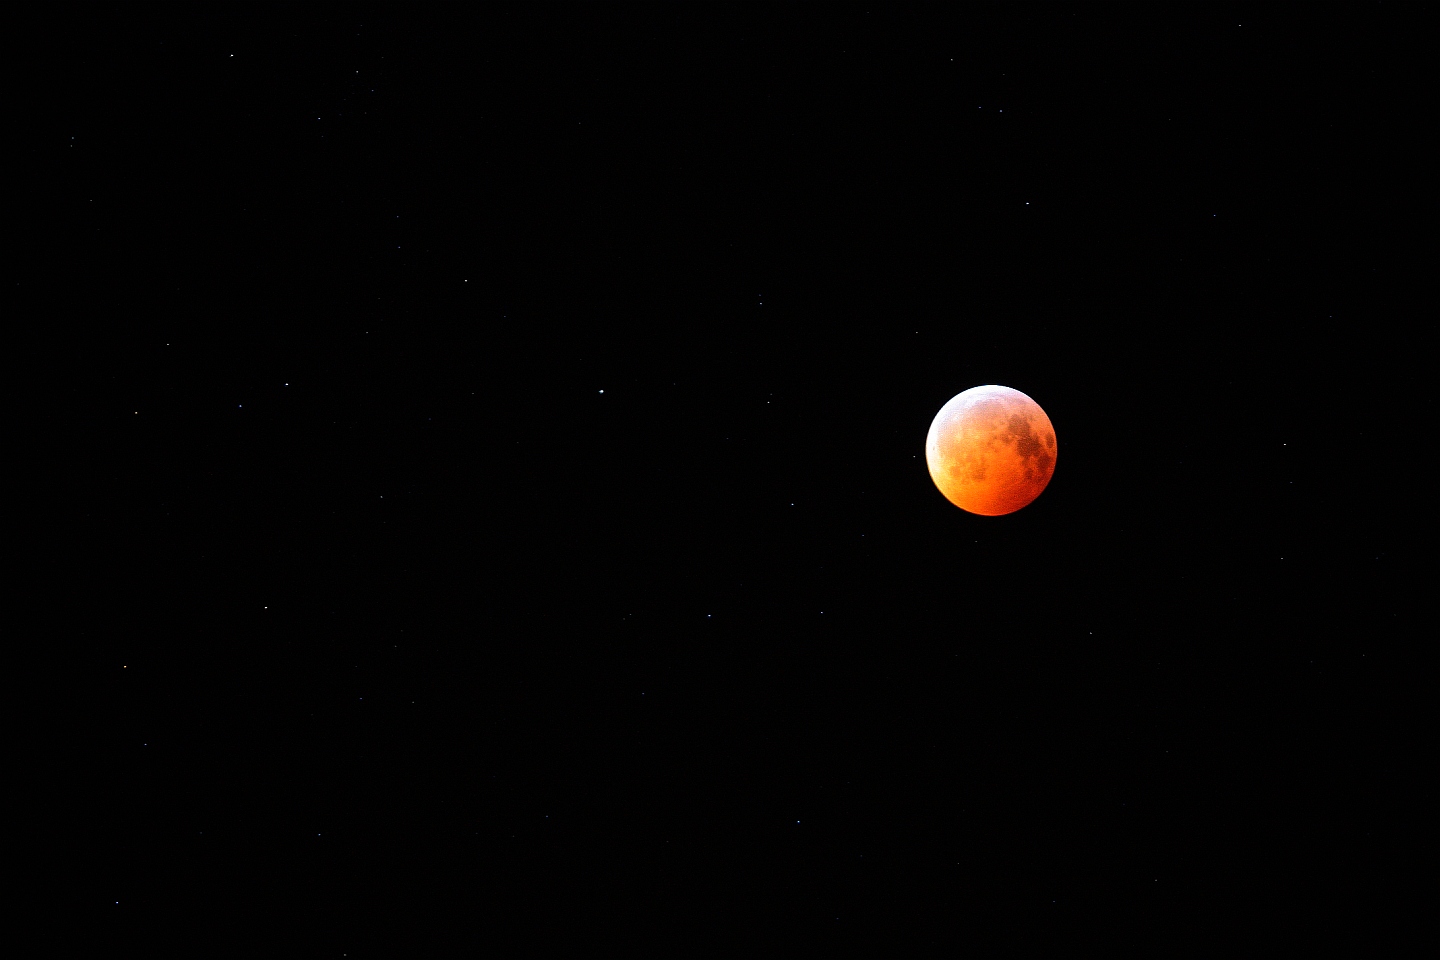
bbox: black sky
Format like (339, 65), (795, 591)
(28, 4), (1426, 955)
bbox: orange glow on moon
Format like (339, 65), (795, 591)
(925, 385), (1057, 516)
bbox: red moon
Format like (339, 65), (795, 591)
(925, 385), (1057, 516)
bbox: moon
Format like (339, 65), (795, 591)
(925, 385), (1057, 516)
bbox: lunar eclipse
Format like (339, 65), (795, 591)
(925, 385), (1057, 516)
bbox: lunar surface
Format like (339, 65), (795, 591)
(925, 385), (1057, 516)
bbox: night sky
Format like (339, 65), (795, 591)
(32, 4), (1424, 955)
